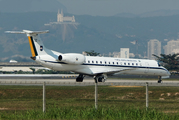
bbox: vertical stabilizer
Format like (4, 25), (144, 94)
(5, 30), (49, 59)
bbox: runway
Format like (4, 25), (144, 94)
(0, 74), (179, 86)
(0, 74), (78, 79)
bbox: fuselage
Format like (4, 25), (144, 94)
(35, 52), (170, 77)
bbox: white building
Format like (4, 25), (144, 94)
(120, 48), (129, 58)
(113, 52), (120, 58)
(0, 67), (32, 72)
(9, 59), (18, 63)
(163, 39), (179, 55)
(148, 39), (161, 60)
(57, 9), (75, 23)
(44, 9), (79, 26)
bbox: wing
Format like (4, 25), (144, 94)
(72, 66), (136, 76)
(90, 67), (136, 75)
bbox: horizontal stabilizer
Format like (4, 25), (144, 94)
(5, 30), (49, 35)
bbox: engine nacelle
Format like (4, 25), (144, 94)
(57, 53), (85, 65)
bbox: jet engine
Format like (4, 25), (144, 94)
(57, 53), (85, 65)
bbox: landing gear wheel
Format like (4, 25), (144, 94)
(158, 76), (162, 83)
(76, 77), (83, 82)
(76, 74), (84, 82)
(158, 79), (162, 83)
(98, 77), (103, 82)
(94, 75), (106, 83)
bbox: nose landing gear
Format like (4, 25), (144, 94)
(158, 76), (162, 83)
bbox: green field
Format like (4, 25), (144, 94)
(0, 85), (179, 119)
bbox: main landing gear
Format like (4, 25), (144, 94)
(76, 74), (107, 83)
(94, 75), (106, 83)
(158, 76), (162, 83)
(76, 74), (85, 82)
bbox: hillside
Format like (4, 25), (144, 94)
(1, 12), (179, 61)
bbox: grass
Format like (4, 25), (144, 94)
(1, 106), (179, 120)
(1, 85), (179, 119)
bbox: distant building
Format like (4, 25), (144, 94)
(45, 9), (79, 26)
(9, 60), (18, 63)
(120, 48), (129, 58)
(148, 39), (161, 60)
(113, 52), (120, 58)
(57, 9), (75, 23)
(163, 39), (179, 55)
(0, 67), (32, 72)
(129, 53), (135, 58)
(82, 51), (87, 56)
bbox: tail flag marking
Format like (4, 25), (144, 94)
(28, 36), (38, 57)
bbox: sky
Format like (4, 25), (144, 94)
(0, 0), (179, 16)
(58, 0), (179, 16)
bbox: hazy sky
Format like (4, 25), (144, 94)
(58, 0), (179, 16)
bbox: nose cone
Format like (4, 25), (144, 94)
(164, 67), (171, 76)
(167, 70), (171, 76)
(162, 66), (171, 76)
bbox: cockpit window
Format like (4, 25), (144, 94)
(158, 63), (161, 67)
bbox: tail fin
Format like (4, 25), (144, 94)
(5, 30), (49, 59)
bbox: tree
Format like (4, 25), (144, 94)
(153, 53), (179, 71)
(85, 50), (100, 56)
(30, 68), (36, 74)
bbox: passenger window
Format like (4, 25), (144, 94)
(128, 63), (130, 65)
(132, 63), (134, 65)
(88, 61), (90, 63)
(113, 62), (114, 64)
(109, 62), (110, 64)
(100, 61), (102, 64)
(92, 61), (94, 63)
(124, 63), (126, 65)
(136, 63), (138, 66)
(105, 61), (107, 64)
(117, 62), (118, 65)
(96, 61), (98, 64)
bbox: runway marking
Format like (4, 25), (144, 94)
(110, 86), (143, 88)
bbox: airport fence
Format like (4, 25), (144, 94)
(1, 80), (179, 118)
